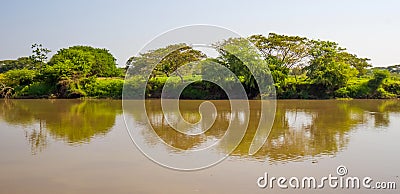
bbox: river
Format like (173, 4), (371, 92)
(0, 99), (399, 193)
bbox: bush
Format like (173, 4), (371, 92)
(375, 87), (396, 99)
(1, 69), (37, 87)
(54, 79), (86, 98)
(368, 70), (390, 90)
(84, 78), (124, 98)
(123, 76), (147, 99)
(335, 83), (370, 98)
(335, 72), (398, 99)
(48, 46), (120, 78)
(383, 80), (400, 96)
(16, 82), (55, 97)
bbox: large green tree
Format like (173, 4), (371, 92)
(249, 33), (310, 69)
(126, 43), (205, 78)
(305, 40), (358, 94)
(46, 46), (120, 80)
(214, 37), (274, 98)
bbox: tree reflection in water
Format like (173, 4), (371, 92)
(125, 99), (400, 163)
(0, 100), (121, 155)
(0, 99), (398, 161)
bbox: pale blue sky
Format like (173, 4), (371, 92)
(1, 0), (399, 67)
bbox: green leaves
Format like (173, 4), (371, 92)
(306, 40), (359, 94)
(83, 78), (124, 98)
(249, 33), (310, 69)
(368, 70), (390, 90)
(1, 68), (37, 87)
(0, 57), (37, 73)
(0, 33), (396, 99)
(126, 44), (205, 78)
(47, 46), (119, 80)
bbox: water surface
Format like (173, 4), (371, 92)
(0, 99), (399, 193)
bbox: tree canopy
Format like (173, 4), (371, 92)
(249, 33), (310, 69)
(47, 46), (120, 79)
(126, 43), (205, 78)
(305, 40), (359, 93)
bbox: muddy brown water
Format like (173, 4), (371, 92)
(0, 99), (399, 193)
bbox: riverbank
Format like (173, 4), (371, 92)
(1, 42), (399, 100)
(3, 74), (399, 100)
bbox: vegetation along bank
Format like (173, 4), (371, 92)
(1, 34), (399, 99)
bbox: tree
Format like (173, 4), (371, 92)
(46, 46), (120, 80)
(249, 33), (310, 69)
(366, 70), (392, 98)
(214, 37), (274, 98)
(266, 56), (289, 93)
(126, 44), (205, 79)
(305, 40), (358, 94)
(157, 45), (204, 79)
(1, 68), (37, 87)
(387, 64), (400, 73)
(30, 43), (51, 63)
(0, 44), (50, 73)
(336, 52), (371, 76)
(45, 49), (93, 81)
(371, 64), (400, 74)
(368, 70), (390, 90)
(0, 57), (36, 73)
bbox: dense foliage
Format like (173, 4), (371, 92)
(1, 33), (399, 99)
(1, 45), (124, 98)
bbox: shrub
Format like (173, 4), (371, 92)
(1, 69), (37, 87)
(383, 80), (400, 96)
(84, 78), (124, 98)
(123, 76), (147, 99)
(54, 79), (86, 98)
(368, 70), (390, 90)
(16, 82), (55, 97)
(335, 83), (370, 98)
(375, 87), (396, 99)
